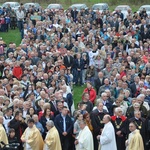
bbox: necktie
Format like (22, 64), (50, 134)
(68, 56), (70, 63)
(63, 117), (66, 132)
(53, 101), (57, 110)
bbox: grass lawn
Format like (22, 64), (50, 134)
(73, 85), (86, 108)
(0, 29), (21, 46)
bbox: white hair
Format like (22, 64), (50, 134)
(46, 120), (54, 127)
(101, 92), (107, 97)
(115, 107), (123, 113)
(137, 94), (145, 99)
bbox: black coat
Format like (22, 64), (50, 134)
(9, 118), (27, 141)
(49, 101), (57, 116)
(111, 116), (129, 150)
(71, 10), (78, 19)
(129, 82), (137, 97)
(74, 58), (84, 70)
(94, 78), (105, 94)
(63, 55), (74, 68)
(90, 109), (107, 150)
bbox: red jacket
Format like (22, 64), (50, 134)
(13, 66), (23, 79)
(120, 71), (126, 79)
(84, 88), (96, 104)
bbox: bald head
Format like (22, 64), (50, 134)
(103, 115), (111, 124)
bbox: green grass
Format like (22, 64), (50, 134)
(0, 29), (21, 46)
(73, 85), (86, 108)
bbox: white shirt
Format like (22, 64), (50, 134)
(3, 115), (13, 133)
(16, 10), (25, 20)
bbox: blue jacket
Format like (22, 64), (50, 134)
(54, 114), (73, 135)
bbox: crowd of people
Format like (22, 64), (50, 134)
(0, 2), (150, 150)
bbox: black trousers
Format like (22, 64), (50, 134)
(60, 134), (71, 150)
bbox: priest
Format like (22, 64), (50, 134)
(44, 120), (62, 150)
(0, 116), (8, 148)
(98, 114), (117, 150)
(126, 122), (144, 150)
(129, 111), (148, 149)
(75, 120), (94, 150)
(21, 118), (44, 150)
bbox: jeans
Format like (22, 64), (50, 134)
(17, 20), (24, 39)
(82, 69), (87, 84)
(76, 70), (83, 85)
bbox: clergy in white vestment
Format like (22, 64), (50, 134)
(98, 115), (117, 150)
(75, 120), (94, 150)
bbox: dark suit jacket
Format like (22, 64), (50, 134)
(71, 10), (78, 19)
(63, 55), (74, 68)
(94, 77), (105, 94)
(54, 114), (73, 135)
(64, 94), (73, 111)
(74, 58), (84, 70)
(129, 82), (137, 97)
(141, 31), (150, 41)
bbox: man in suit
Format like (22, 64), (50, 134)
(71, 7), (78, 22)
(54, 106), (73, 150)
(63, 51), (74, 69)
(130, 76), (140, 97)
(141, 27), (150, 41)
(49, 94), (57, 116)
(91, 101), (107, 150)
(94, 71), (105, 95)
(98, 78), (114, 97)
(101, 92), (113, 115)
(74, 53), (84, 86)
